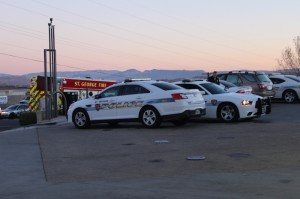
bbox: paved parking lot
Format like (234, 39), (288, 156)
(0, 118), (20, 132)
(1, 103), (300, 199)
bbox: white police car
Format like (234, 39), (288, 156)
(269, 75), (300, 103)
(68, 79), (206, 129)
(175, 80), (271, 122)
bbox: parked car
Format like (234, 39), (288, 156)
(269, 75), (300, 103)
(217, 71), (274, 97)
(219, 80), (253, 94)
(68, 79), (206, 129)
(0, 104), (30, 119)
(174, 80), (271, 122)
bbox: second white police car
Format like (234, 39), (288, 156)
(174, 79), (271, 122)
(68, 79), (206, 129)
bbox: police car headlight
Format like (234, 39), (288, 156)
(241, 100), (252, 106)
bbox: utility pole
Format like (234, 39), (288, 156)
(44, 18), (57, 119)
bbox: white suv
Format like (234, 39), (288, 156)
(68, 79), (206, 128)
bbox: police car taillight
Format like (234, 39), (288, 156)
(171, 93), (188, 100)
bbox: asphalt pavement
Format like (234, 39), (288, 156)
(1, 103), (300, 199)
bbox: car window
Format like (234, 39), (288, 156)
(176, 83), (203, 91)
(270, 78), (285, 84)
(152, 82), (182, 90)
(100, 86), (121, 98)
(226, 74), (242, 84)
(286, 76), (300, 83)
(121, 85), (150, 95)
(20, 105), (29, 109)
(220, 80), (235, 88)
(199, 83), (228, 94)
(256, 74), (271, 83)
(217, 74), (227, 80)
(241, 74), (257, 82)
(7, 105), (18, 110)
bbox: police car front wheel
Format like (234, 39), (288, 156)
(73, 109), (91, 129)
(218, 103), (239, 122)
(140, 106), (162, 128)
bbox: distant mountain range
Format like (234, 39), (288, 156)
(0, 69), (206, 87)
(0, 69), (275, 87)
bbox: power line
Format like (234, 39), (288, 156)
(0, 0), (273, 71)
(0, 25), (189, 69)
(0, 1), (241, 68)
(88, 0), (274, 60)
(0, 52), (126, 78)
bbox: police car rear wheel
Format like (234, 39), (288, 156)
(140, 107), (161, 128)
(283, 90), (297, 103)
(73, 109), (91, 129)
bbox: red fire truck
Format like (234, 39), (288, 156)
(29, 76), (117, 114)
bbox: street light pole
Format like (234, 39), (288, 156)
(44, 18), (57, 119)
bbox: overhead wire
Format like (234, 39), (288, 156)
(0, 52), (127, 78)
(0, 21), (190, 69)
(89, 0), (274, 59)
(31, 0), (264, 67)
(31, 0), (254, 66)
(0, 0), (273, 73)
(0, 0), (242, 69)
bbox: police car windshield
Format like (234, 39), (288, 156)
(220, 80), (235, 88)
(201, 83), (228, 94)
(152, 82), (182, 91)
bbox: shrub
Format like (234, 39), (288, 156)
(19, 112), (37, 126)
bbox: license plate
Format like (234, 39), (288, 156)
(195, 109), (201, 115)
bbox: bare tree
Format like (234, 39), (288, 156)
(277, 36), (300, 75)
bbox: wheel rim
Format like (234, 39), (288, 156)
(75, 112), (86, 127)
(143, 110), (156, 126)
(220, 105), (235, 121)
(284, 92), (295, 103)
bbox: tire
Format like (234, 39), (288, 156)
(9, 113), (16, 119)
(172, 119), (187, 126)
(283, 90), (298, 103)
(72, 109), (91, 129)
(140, 106), (161, 128)
(218, 103), (239, 122)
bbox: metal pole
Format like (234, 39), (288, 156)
(44, 18), (57, 119)
(53, 50), (57, 117)
(44, 49), (49, 120)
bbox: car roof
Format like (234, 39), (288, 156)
(175, 79), (210, 84)
(218, 71), (266, 75)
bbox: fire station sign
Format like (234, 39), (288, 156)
(62, 78), (116, 91)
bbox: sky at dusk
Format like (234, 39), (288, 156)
(0, 0), (300, 75)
